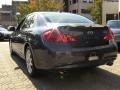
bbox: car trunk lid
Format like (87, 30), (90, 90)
(58, 25), (110, 48)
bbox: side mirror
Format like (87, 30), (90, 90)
(8, 26), (16, 31)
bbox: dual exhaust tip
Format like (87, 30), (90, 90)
(106, 61), (113, 66)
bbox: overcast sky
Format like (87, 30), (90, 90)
(0, 0), (28, 8)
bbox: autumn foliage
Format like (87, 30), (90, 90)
(17, 0), (64, 18)
(88, 0), (102, 24)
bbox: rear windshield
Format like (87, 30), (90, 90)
(107, 21), (120, 28)
(43, 12), (93, 23)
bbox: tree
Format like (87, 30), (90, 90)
(38, 0), (64, 11)
(88, 0), (102, 24)
(17, 0), (64, 19)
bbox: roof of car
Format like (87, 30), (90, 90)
(31, 11), (79, 16)
(34, 11), (69, 13)
(108, 20), (120, 22)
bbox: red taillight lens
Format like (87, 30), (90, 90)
(104, 29), (114, 41)
(62, 34), (76, 42)
(42, 29), (76, 43)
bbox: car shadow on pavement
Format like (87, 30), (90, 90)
(11, 55), (120, 90)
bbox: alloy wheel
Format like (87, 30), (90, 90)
(26, 48), (33, 74)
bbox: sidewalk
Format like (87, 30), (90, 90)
(0, 42), (36, 90)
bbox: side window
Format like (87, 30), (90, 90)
(21, 15), (36, 30)
(16, 18), (26, 31)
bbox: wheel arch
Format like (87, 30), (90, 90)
(24, 42), (36, 64)
(24, 42), (38, 76)
(24, 42), (33, 59)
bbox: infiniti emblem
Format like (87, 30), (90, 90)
(87, 31), (94, 35)
(90, 52), (96, 56)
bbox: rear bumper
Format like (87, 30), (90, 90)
(54, 59), (115, 70)
(33, 45), (117, 70)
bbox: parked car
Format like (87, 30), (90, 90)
(9, 12), (117, 77)
(0, 26), (13, 40)
(107, 20), (120, 47)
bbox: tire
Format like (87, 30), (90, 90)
(25, 47), (37, 77)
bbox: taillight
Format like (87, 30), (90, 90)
(104, 29), (114, 41)
(42, 29), (76, 43)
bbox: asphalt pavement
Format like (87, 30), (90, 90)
(0, 42), (120, 90)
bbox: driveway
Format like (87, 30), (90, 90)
(0, 42), (120, 90)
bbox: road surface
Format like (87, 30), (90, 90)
(0, 42), (120, 90)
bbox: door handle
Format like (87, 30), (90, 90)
(28, 30), (32, 32)
(25, 30), (32, 33)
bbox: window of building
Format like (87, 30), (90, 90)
(82, 0), (93, 3)
(83, 0), (87, 3)
(72, 9), (78, 14)
(1, 13), (11, 21)
(70, 0), (72, 5)
(89, 0), (93, 3)
(81, 9), (90, 14)
(72, 0), (78, 4)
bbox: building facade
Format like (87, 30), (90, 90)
(102, 0), (119, 25)
(0, 1), (28, 27)
(0, 5), (15, 27)
(63, 0), (119, 25)
(68, 0), (93, 20)
(0, 0), (119, 27)
(119, 0), (120, 18)
(58, 0), (93, 19)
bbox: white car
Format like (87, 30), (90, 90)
(0, 27), (12, 40)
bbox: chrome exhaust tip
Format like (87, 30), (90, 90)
(106, 61), (113, 66)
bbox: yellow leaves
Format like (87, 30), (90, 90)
(88, 0), (102, 24)
(44, 0), (64, 11)
(45, 0), (63, 11)
(28, 0), (39, 11)
(17, 0), (64, 18)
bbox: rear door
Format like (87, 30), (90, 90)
(11, 18), (25, 54)
(13, 14), (37, 57)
